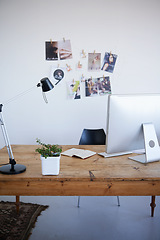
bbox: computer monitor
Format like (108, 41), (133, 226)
(100, 94), (160, 163)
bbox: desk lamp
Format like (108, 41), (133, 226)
(0, 77), (54, 174)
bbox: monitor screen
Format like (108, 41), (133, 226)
(105, 94), (160, 163)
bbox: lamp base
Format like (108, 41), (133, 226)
(0, 164), (26, 175)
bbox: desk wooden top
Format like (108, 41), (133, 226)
(0, 145), (160, 196)
(0, 144), (160, 181)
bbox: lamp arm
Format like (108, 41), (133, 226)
(3, 77), (54, 106)
(0, 106), (16, 166)
(0, 104), (26, 174)
(0, 77), (53, 174)
(4, 86), (36, 105)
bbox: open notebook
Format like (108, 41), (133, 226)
(61, 148), (96, 159)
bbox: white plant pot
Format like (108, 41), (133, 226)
(41, 155), (60, 175)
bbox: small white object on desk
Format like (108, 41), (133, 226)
(62, 148), (96, 159)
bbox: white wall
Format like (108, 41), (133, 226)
(0, 0), (160, 145)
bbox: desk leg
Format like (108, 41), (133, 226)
(15, 196), (20, 214)
(77, 196), (80, 208)
(150, 196), (156, 217)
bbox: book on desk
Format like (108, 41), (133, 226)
(61, 148), (96, 159)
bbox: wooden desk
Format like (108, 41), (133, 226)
(0, 145), (160, 216)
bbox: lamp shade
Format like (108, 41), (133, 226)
(40, 77), (54, 92)
(0, 104), (2, 112)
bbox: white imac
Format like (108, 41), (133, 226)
(100, 94), (160, 163)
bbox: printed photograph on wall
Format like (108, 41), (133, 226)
(85, 76), (111, 97)
(58, 40), (72, 60)
(50, 66), (65, 85)
(45, 41), (58, 60)
(101, 52), (117, 73)
(66, 80), (81, 100)
(88, 53), (101, 71)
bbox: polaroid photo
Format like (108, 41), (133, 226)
(101, 52), (117, 73)
(88, 53), (101, 71)
(58, 40), (72, 60)
(66, 80), (81, 100)
(85, 76), (111, 97)
(45, 41), (58, 60)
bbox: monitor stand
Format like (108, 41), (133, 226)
(129, 123), (160, 164)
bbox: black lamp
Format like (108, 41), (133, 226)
(38, 77), (54, 92)
(0, 77), (54, 174)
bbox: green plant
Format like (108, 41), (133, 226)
(35, 138), (62, 159)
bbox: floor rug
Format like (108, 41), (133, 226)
(0, 201), (48, 240)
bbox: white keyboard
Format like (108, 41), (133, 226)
(98, 149), (145, 158)
(98, 151), (132, 158)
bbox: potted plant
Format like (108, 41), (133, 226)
(35, 138), (62, 175)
